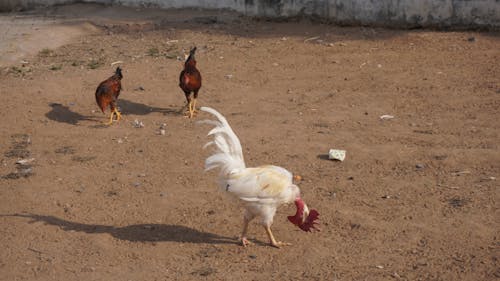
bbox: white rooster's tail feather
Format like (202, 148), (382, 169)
(200, 107), (246, 175)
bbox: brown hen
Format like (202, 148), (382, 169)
(179, 47), (202, 118)
(95, 67), (123, 125)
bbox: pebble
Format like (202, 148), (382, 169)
(133, 119), (144, 128)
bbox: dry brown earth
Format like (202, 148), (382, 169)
(0, 3), (499, 281)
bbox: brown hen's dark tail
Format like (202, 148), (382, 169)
(189, 47), (197, 56)
(115, 67), (123, 79)
(185, 47), (197, 64)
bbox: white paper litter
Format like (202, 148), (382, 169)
(379, 114), (394, 120)
(16, 158), (35, 165)
(328, 149), (346, 161)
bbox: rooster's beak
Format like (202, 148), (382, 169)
(302, 203), (310, 224)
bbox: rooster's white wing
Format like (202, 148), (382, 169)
(224, 165), (296, 204)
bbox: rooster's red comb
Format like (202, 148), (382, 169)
(298, 209), (320, 232)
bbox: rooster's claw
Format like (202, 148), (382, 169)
(241, 237), (252, 247)
(271, 241), (292, 248)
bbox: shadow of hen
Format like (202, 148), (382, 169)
(45, 103), (95, 125)
(118, 99), (182, 116)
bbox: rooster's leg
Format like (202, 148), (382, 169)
(240, 215), (253, 247)
(264, 225), (291, 248)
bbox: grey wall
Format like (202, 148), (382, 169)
(1, 0), (499, 28)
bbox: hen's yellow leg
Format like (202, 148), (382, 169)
(184, 100), (193, 118)
(192, 98), (198, 115)
(264, 226), (291, 248)
(188, 100), (195, 118)
(114, 109), (122, 121)
(104, 112), (114, 125)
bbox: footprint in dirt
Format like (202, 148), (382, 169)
(55, 146), (96, 163)
(2, 134), (34, 179)
(55, 146), (76, 155)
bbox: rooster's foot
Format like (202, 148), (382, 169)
(241, 237), (252, 247)
(270, 241), (292, 249)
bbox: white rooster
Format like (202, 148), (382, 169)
(200, 107), (319, 248)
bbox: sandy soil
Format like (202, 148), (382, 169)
(0, 3), (499, 281)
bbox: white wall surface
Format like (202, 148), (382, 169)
(1, 0), (498, 28)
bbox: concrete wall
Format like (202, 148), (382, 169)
(1, 0), (499, 28)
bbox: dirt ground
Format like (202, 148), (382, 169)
(0, 3), (498, 281)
